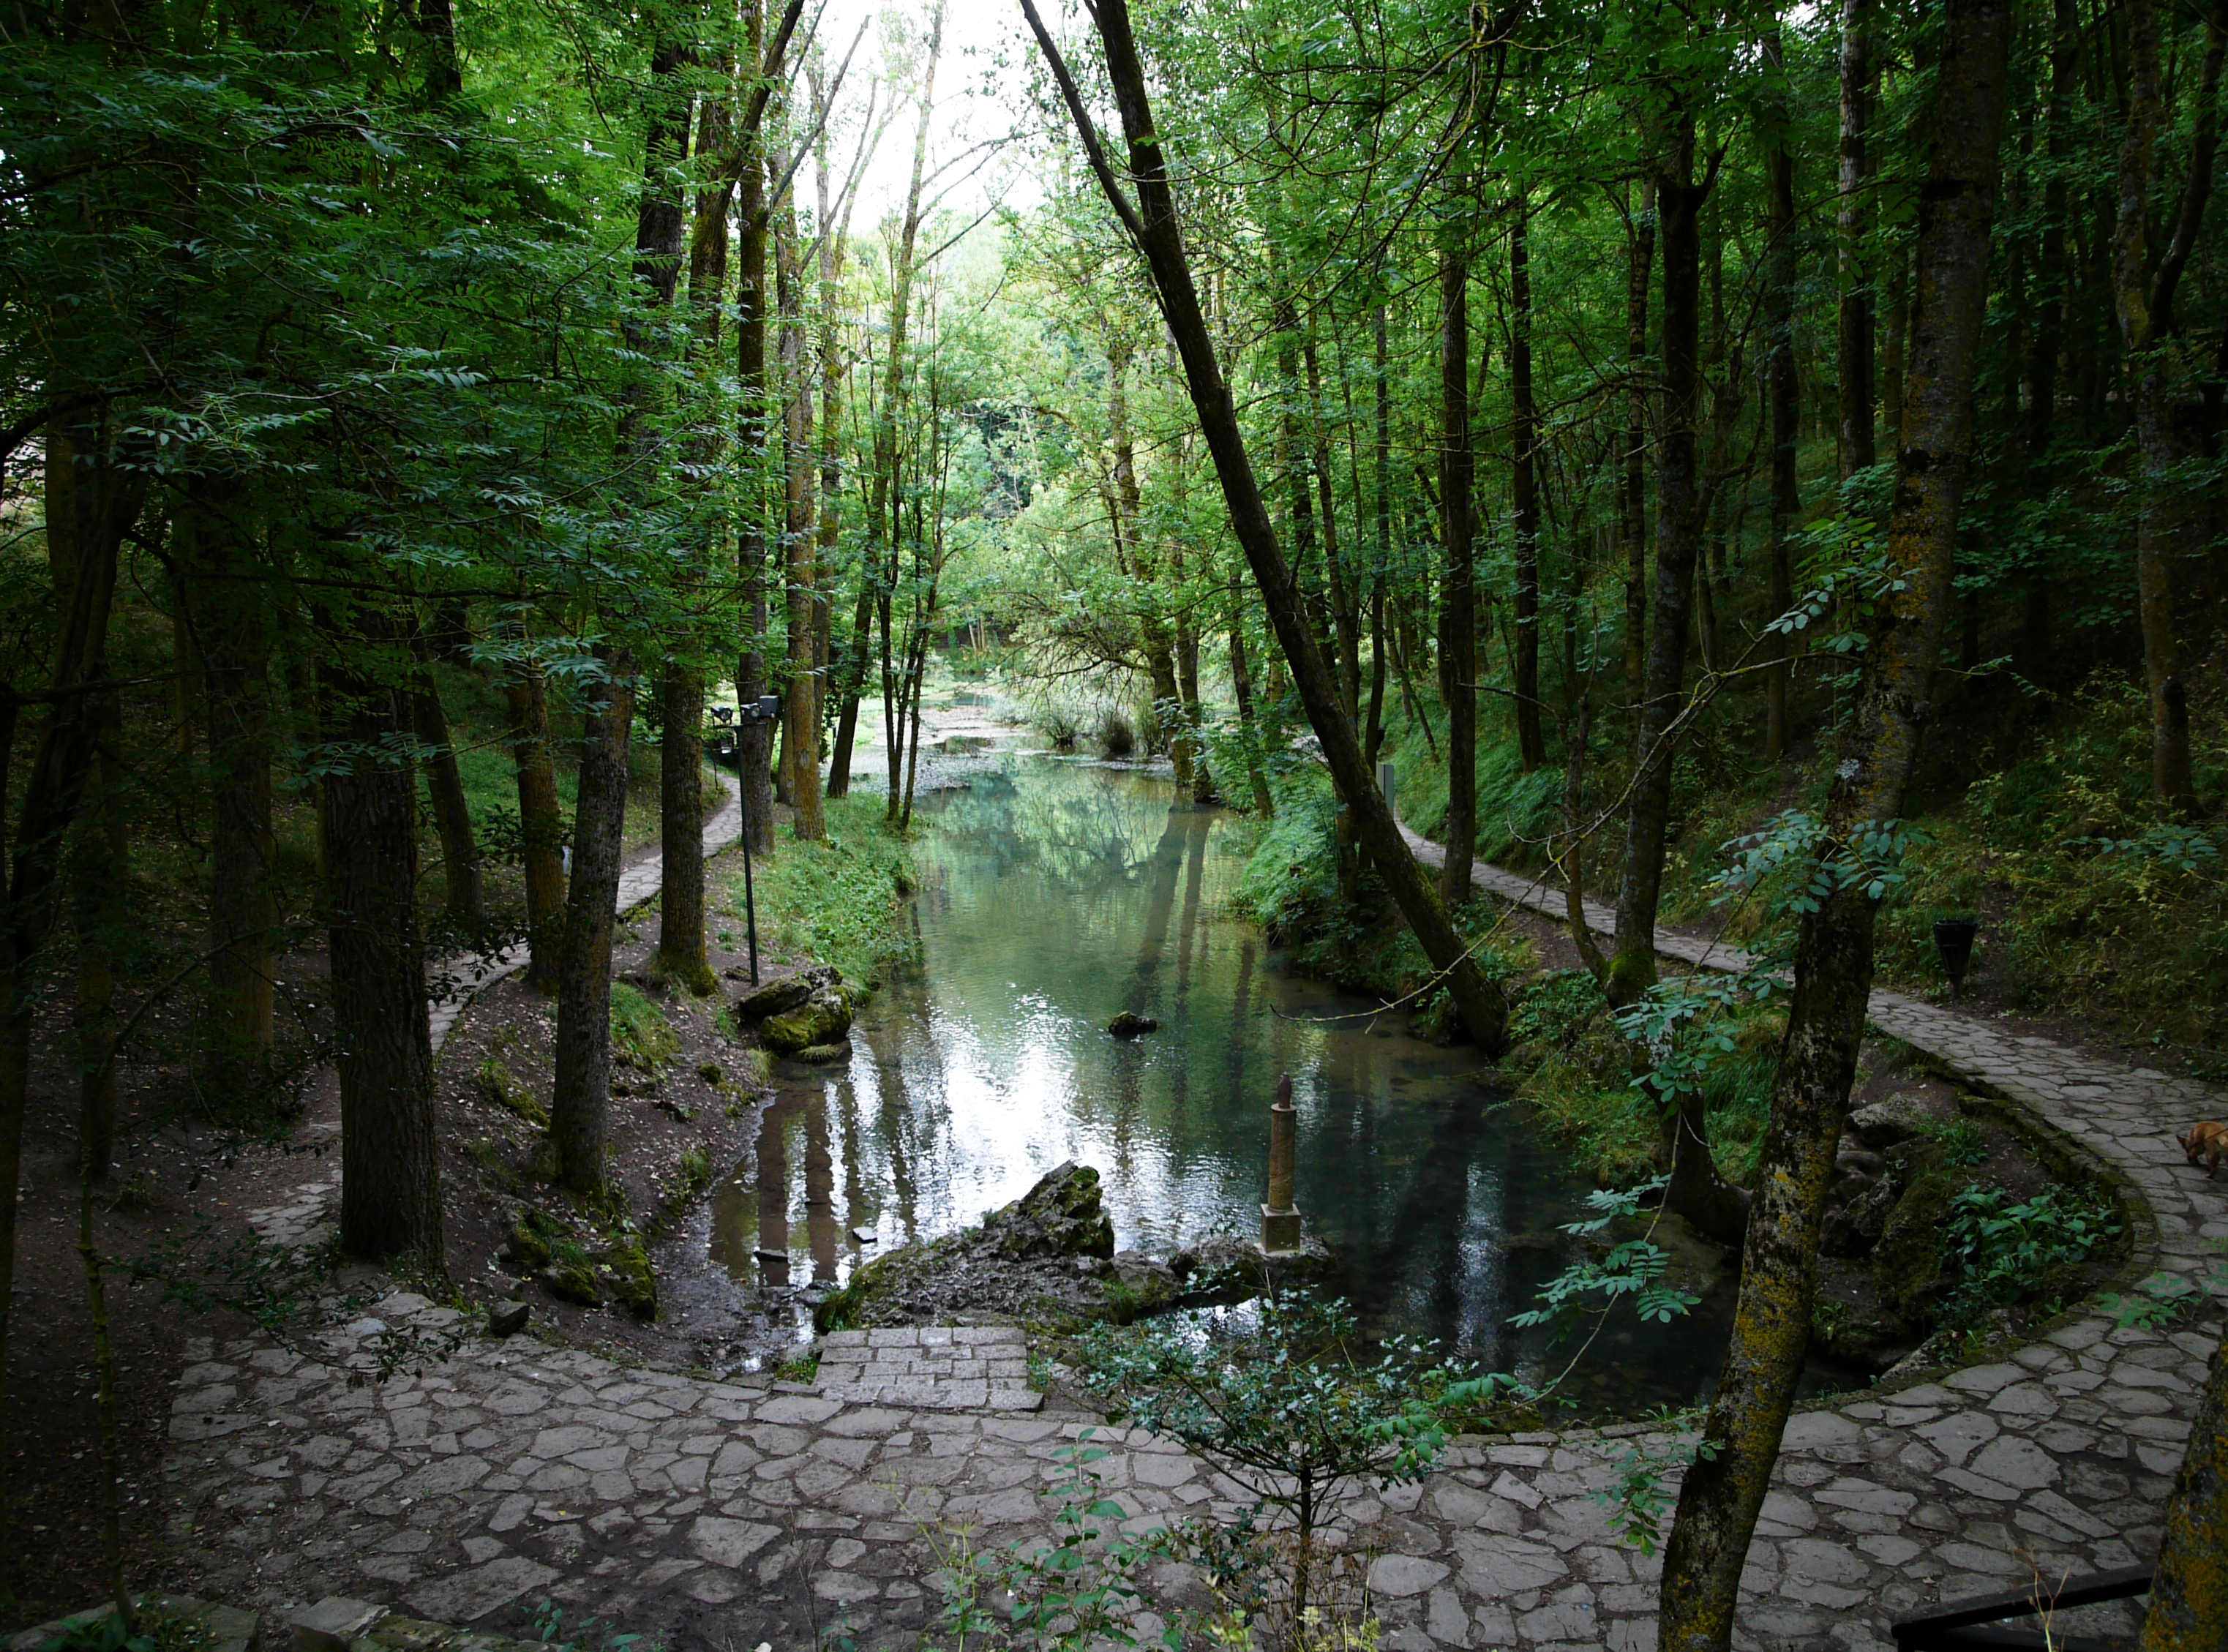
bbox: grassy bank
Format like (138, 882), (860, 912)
(721, 789), (921, 991)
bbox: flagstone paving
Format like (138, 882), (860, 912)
(157, 821), (2227, 1652)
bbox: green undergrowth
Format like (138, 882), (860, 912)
(1877, 672), (2228, 1059)
(609, 980), (680, 1071)
(1231, 769), (1529, 1018)
(727, 789), (920, 989)
(1501, 967), (1782, 1187)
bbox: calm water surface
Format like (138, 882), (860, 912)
(713, 756), (1777, 1416)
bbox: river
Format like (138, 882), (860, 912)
(699, 723), (1823, 1418)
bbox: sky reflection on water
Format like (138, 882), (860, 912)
(713, 758), (1758, 1414)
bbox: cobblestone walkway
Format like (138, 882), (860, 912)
(158, 814), (2228, 1652)
(813, 1328), (1043, 1413)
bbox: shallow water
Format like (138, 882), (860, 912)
(710, 754), (1832, 1416)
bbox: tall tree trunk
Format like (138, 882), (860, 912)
(827, 581), (874, 797)
(1838, 0), (1877, 484)
(410, 640), (484, 931)
(1371, 304), (1395, 771)
(1306, 336), (1361, 724)
(184, 481), (279, 1065)
(862, 2), (944, 822)
(659, 89), (734, 994)
(1613, 123), (1749, 1244)
(1509, 194), (1545, 773)
(3, 429), (133, 1521)
(620, 39), (697, 982)
(735, 19), (778, 852)
(1657, 7), (2011, 1642)
(779, 188), (825, 839)
(1764, 48), (1801, 761)
(2021, 0), (2080, 678)
(1439, 237), (1478, 906)
(814, 113), (850, 806)
(1609, 115), (1712, 1011)
(71, 691), (126, 1177)
(1880, 247), (1910, 453)
(1228, 564), (1275, 817)
(1623, 179), (1656, 717)
(2144, 1330), (2228, 1649)
(320, 626), (444, 1265)
(503, 653), (567, 994)
(550, 656), (637, 1193)
(2114, 0), (2222, 817)
(1025, 0), (1508, 1053)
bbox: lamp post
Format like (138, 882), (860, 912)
(723, 696), (781, 985)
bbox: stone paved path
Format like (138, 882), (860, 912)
(157, 811), (2228, 1652)
(425, 792), (743, 1056)
(813, 1328), (1043, 1414)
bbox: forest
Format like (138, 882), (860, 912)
(1, 0), (2226, 1646)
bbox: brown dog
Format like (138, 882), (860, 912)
(2180, 1122), (2228, 1178)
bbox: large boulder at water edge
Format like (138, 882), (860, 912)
(761, 980), (855, 1055)
(986, 1161), (1117, 1261)
(733, 965), (838, 1024)
(812, 1163), (1127, 1333)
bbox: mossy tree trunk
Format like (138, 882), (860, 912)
(1657, 5), (2011, 1643)
(2, 425), (134, 1564)
(2143, 1329), (2228, 1649)
(410, 636), (484, 931)
(2110, 0), (2222, 819)
(321, 623), (444, 1265)
(504, 653), (568, 994)
(550, 655), (637, 1193)
(1608, 112), (1717, 1034)
(1509, 193), (1545, 774)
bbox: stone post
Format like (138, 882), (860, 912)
(1262, 1071), (1302, 1252)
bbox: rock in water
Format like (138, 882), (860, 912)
(1107, 1011), (1159, 1038)
(762, 982), (855, 1055)
(988, 1162), (1117, 1261)
(1168, 1233), (1341, 1305)
(734, 964), (838, 1025)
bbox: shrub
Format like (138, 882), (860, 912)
(1072, 1291), (1459, 1628)
(1096, 707), (1136, 758)
(1940, 1182), (2122, 1328)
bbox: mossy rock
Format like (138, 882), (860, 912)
(735, 965), (837, 1023)
(546, 1261), (601, 1307)
(762, 985), (855, 1055)
(476, 1058), (547, 1129)
(604, 1242), (658, 1320)
(506, 1222), (552, 1272)
(1874, 1147), (1957, 1315)
(794, 1041), (850, 1065)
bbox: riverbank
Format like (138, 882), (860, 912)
(143, 980), (2228, 1652)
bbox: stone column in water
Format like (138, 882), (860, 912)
(1262, 1071), (1302, 1252)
